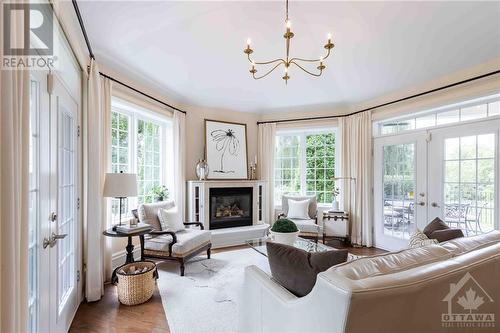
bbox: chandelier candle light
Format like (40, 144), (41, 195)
(244, 0), (334, 84)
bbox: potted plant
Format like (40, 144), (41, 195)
(269, 218), (299, 245)
(332, 186), (340, 211)
(151, 185), (169, 202)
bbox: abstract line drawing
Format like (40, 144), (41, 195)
(211, 129), (240, 173)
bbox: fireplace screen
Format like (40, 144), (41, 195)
(209, 187), (253, 230)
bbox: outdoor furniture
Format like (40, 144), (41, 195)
(133, 200), (212, 276)
(278, 195), (319, 242)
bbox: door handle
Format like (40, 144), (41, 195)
(42, 233), (67, 249)
(431, 202), (440, 208)
(417, 201), (425, 206)
(52, 233), (67, 240)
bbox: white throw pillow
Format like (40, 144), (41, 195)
(408, 228), (438, 248)
(157, 206), (185, 232)
(287, 199), (310, 220)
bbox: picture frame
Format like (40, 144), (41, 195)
(204, 119), (248, 180)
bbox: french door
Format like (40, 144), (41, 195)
(374, 119), (499, 251)
(428, 120), (499, 236)
(374, 132), (428, 250)
(29, 71), (81, 333)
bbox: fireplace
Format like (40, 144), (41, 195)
(209, 187), (253, 230)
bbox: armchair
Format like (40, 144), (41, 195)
(278, 195), (319, 242)
(133, 200), (211, 276)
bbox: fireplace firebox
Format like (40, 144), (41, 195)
(209, 187), (253, 230)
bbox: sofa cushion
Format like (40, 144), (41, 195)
(144, 229), (211, 256)
(138, 200), (175, 231)
(331, 245), (452, 281)
(266, 241), (348, 297)
(408, 229), (438, 248)
(440, 230), (500, 255)
(422, 217), (449, 238)
(281, 195), (317, 219)
(429, 228), (464, 242)
(290, 219), (319, 233)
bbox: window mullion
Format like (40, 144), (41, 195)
(300, 133), (307, 196)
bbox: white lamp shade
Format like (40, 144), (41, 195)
(103, 173), (138, 198)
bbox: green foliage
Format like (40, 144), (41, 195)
(271, 218), (298, 233)
(151, 185), (169, 201)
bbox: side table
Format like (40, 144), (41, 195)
(322, 210), (349, 244)
(103, 227), (152, 283)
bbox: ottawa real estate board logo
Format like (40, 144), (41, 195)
(2, 2), (55, 69)
(442, 272), (495, 329)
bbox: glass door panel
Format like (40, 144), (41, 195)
(442, 134), (495, 235)
(374, 132), (427, 251)
(382, 143), (416, 239)
(429, 120), (499, 236)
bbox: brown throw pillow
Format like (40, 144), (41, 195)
(429, 229), (464, 242)
(422, 217), (450, 238)
(266, 242), (348, 297)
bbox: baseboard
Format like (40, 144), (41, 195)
(111, 247), (142, 270)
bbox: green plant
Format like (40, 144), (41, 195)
(271, 218), (298, 233)
(151, 185), (169, 201)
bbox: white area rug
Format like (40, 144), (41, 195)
(156, 249), (269, 333)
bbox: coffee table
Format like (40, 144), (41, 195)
(246, 236), (334, 257)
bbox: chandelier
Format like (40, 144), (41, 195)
(243, 0), (334, 84)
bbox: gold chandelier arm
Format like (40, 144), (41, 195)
(289, 61), (323, 77)
(289, 47), (331, 64)
(247, 53), (286, 66)
(253, 62), (285, 80)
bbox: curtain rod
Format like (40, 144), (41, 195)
(99, 72), (187, 114)
(72, 0), (187, 114)
(257, 69), (500, 125)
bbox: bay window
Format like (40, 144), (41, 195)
(110, 98), (172, 221)
(274, 129), (337, 205)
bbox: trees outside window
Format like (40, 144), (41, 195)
(275, 130), (337, 205)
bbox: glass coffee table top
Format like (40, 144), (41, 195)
(246, 237), (333, 257)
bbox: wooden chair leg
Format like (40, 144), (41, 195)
(179, 259), (185, 276)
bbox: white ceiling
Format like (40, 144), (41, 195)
(78, 1), (500, 113)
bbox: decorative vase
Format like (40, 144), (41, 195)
(269, 230), (300, 245)
(332, 200), (339, 211)
(196, 159), (209, 180)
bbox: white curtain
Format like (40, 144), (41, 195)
(84, 59), (113, 302)
(0, 15), (30, 332)
(258, 123), (276, 224)
(173, 111), (187, 219)
(339, 111), (373, 246)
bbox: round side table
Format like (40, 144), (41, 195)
(103, 227), (152, 283)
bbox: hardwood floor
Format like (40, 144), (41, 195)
(69, 284), (170, 333)
(69, 243), (386, 333)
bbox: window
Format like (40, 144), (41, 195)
(110, 98), (172, 221)
(377, 94), (500, 136)
(275, 130), (337, 205)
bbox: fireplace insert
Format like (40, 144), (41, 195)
(209, 187), (253, 230)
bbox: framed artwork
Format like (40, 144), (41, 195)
(205, 119), (248, 180)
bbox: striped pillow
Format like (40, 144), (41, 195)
(408, 229), (438, 248)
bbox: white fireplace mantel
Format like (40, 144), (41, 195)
(187, 180), (269, 248)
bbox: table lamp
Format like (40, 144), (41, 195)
(103, 171), (138, 229)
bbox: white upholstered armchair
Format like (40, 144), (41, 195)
(133, 200), (212, 276)
(278, 195), (319, 242)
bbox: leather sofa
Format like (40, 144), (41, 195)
(239, 230), (500, 333)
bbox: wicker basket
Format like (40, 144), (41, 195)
(116, 261), (156, 305)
